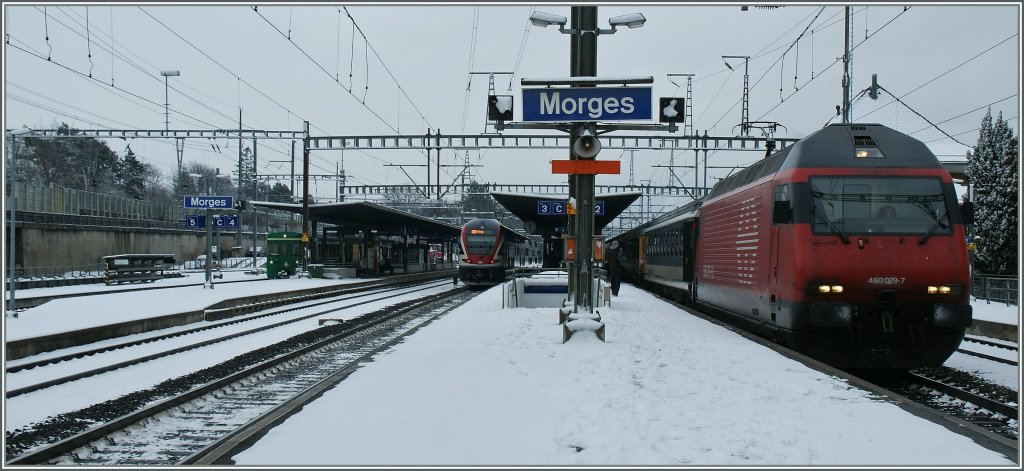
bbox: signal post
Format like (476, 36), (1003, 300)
(492, 6), (684, 341)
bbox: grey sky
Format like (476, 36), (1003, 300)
(4, 2), (1020, 204)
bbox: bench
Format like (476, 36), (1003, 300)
(102, 254), (176, 285)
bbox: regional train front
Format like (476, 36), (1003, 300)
(458, 218), (508, 287)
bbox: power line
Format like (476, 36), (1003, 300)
(138, 7), (309, 127)
(41, 6), (238, 128)
(908, 94), (1018, 137)
(754, 6), (913, 123)
(855, 33), (1018, 122)
(341, 7), (434, 128)
(252, 6), (399, 134)
(5, 41), (222, 130)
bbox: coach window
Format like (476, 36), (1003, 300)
(772, 184), (793, 224)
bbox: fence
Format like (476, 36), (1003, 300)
(7, 182), (302, 231)
(972, 275), (1019, 306)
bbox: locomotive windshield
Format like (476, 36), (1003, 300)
(465, 230), (498, 255)
(464, 219), (502, 256)
(809, 176), (955, 236)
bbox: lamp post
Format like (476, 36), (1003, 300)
(6, 127), (33, 317)
(531, 7), (645, 315)
(160, 70), (180, 131)
(722, 55), (750, 136)
(161, 70), (182, 189)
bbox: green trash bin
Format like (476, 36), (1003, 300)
(308, 264), (325, 279)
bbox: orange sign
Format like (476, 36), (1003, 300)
(551, 160), (621, 175)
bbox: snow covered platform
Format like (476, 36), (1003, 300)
(4, 272), (367, 359)
(229, 283), (1018, 466)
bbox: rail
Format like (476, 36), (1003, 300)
(972, 275), (1019, 306)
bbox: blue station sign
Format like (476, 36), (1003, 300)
(213, 215), (239, 228)
(537, 200), (604, 216)
(183, 195), (233, 209)
(522, 87), (652, 122)
(186, 214), (238, 227)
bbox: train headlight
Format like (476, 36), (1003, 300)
(816, 284), (844, 294)
(927, 285), (961, 295)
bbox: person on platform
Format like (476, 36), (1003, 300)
(607, 241), (622, 296)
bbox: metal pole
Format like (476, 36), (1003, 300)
(7, 135), (18, 316)
(252, 202), (258, 272)
(164, 76), (170, 131)
(302, 121), (310, 272)
(205, 206), (213, 289)
(237, 108), (243, 243)
(291, 140), (296, 230)
(842, 6), (852, 124)
(574, 5), (597, 312)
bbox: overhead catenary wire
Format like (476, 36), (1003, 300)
(44, 7), (240, 127)
(754, 6), (913, 123)
(855, 33), (1018, 122)
(6, 41), (224, 131)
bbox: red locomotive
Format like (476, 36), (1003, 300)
(616, 124), (973, 368)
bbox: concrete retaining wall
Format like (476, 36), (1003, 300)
(13, 224), (238, 268)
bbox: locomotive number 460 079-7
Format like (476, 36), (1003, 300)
(868, 277), (905, 285)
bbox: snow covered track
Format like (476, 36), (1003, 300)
(5, 279), (453, 398)
(958, 337), (1018, 366)
(5, 287), (478, 465)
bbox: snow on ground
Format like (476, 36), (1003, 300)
(2, 275), (1019, 465)
(231, 283), (1017, 466)
(4, 271), (367, 341)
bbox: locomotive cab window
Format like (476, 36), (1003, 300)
(772, 184), (792, 224)
(809, 176), (955, 236)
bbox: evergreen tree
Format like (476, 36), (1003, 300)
(966, 109), (1019, 275)
(117, 146), (147, 199)
(267, 182), (294, 202)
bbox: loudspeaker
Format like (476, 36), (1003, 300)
(573, 129), (601, 158)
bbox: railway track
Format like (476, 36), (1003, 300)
(896, 366), (1019, 441)
(5, 287), (478, 465)
(5, 279), (454, 398)
(959, 336), (1019, 367)
(638, 286), (1019, 459)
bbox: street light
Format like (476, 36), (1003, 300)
(6, 127), (33, 318)
(530, 10), (646, 35)
(160, 70), (180, 132)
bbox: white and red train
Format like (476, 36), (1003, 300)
(458, 218), (529, 288)
(614, 123), (973, 369)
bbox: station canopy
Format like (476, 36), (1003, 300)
(251, 201), (461, 239)
(490, 191), (642, 235)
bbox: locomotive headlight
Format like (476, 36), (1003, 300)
(927, 285), (961, 295)
(817, 284), (845, 293)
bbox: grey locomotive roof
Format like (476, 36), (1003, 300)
(779, 123), (943, 170)
(706, 123), (944, 201)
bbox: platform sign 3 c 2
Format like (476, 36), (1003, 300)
(537, 200), (603, 215)
(522, 87), (652, 122)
